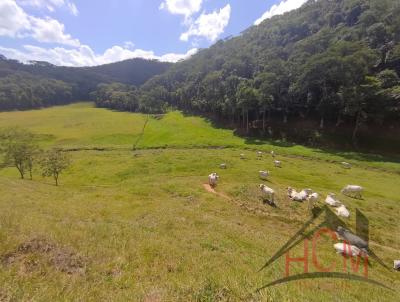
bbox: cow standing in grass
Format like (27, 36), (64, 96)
(208, 173), (219, 188)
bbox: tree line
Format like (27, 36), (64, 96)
(0, 127), (70, 186)
(0, 57), (171, 111)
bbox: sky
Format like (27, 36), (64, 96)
(0, 0), (308, 66)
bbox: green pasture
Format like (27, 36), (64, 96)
(0, 103), (399, 301)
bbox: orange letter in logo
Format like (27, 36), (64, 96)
(343, 241), (369, 278)
(285, 239), (309, 277)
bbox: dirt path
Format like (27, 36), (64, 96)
(203, 184), (231, 200)
(202, 184), (287, 221)
(132, 114), (150, 150)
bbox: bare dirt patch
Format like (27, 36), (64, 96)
(1, 237), (87, 275)
(203, 184), (230, 200)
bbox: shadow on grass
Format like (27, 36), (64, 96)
(242, 136), (400, 169)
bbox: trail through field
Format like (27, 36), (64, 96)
(202, 183), (286, 221)
(203, 184), (231, 200)
(132, 114), (150, 150)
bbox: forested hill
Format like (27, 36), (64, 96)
(0, 57), (171, 110)
(92, 0), (400, 150)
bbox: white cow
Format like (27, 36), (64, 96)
(208, 173), (219, 187)
(220, 163), (227, 169)
(287, 187), (297, 198)
(287, 187), (309, 202)
(308, 192), (319, 203)
(336, 205), (350, 218)
(341, 185), (363, 199)
(259, 170), (270, 180)
(240, 153), (245, 159)
(260, 184), (275, 203)
(394, 260), (400, 271)
(274, 160), (282, 168)
(341, 162), (352, 169)
(257, 151), (263, 159)
(325, 193), (342, 207)
(298, 189), (312, 200)
(334, 243), (361, 257)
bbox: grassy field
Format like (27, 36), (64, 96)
(0, 103), (399, 301)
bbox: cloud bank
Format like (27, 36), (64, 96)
(180, 4), (231, 42)
(0, 0), (197, 66)
(0, 44), (198, 66)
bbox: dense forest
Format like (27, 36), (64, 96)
(0, 56), (171, 110)
(92, 0), (400, 149)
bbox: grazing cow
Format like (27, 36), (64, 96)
(341, 185), (363, 199)
(336, 204), (350, 218)
(334, 243), (362, 257)
(220, 163), (227, 169)
(287, 187), (309, 202)
(287, 187), (296, 198)
(341, 162), (352, 169)
(260, 184), (275, 203)
(208, 173), (219, 187)
(336, 227), (368, 251)
(274, 160), (282, 168)
(271, 150), (275, 158)
(308, 192), (319, 203)
(257, 151), (263, 159)
(325, 193), (342, 207)
(240, 153), (245, 159)
(259, 170), (270, 180)
(394, 260), (400, 271)
(301, 188), (313, 196)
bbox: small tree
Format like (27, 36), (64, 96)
(40, 149), (70, 186)
(0, 127), (39, 179)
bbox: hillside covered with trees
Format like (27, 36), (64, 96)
(92, 0), (400, 150)
(0, 56), (171, 111)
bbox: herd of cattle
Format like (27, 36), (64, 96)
(207, 151), (400, 269)
(208, 150), (362, 218)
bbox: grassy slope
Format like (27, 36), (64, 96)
(0, 103), (399, 301)
(1, 103), (399, 171)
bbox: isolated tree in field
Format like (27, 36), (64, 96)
(0, 127), (39, 179)
(40, 149), (71, 186)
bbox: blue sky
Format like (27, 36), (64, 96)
(0, 0), (308, 66)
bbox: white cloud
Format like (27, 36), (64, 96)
(180, 4), (231, 42)
(0, 0), (80, 46)
(66, 2), (78, 16)
(17, 0), (79, 16)
(0, 44), (198, 66)
(123, 41), (135, 49)
(29, 16), (80, 46)
(159, 48), (198, 62)
(254, 0), (308, 25)
(0, 0), (31, 37)
(159, 0), (202, 18)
